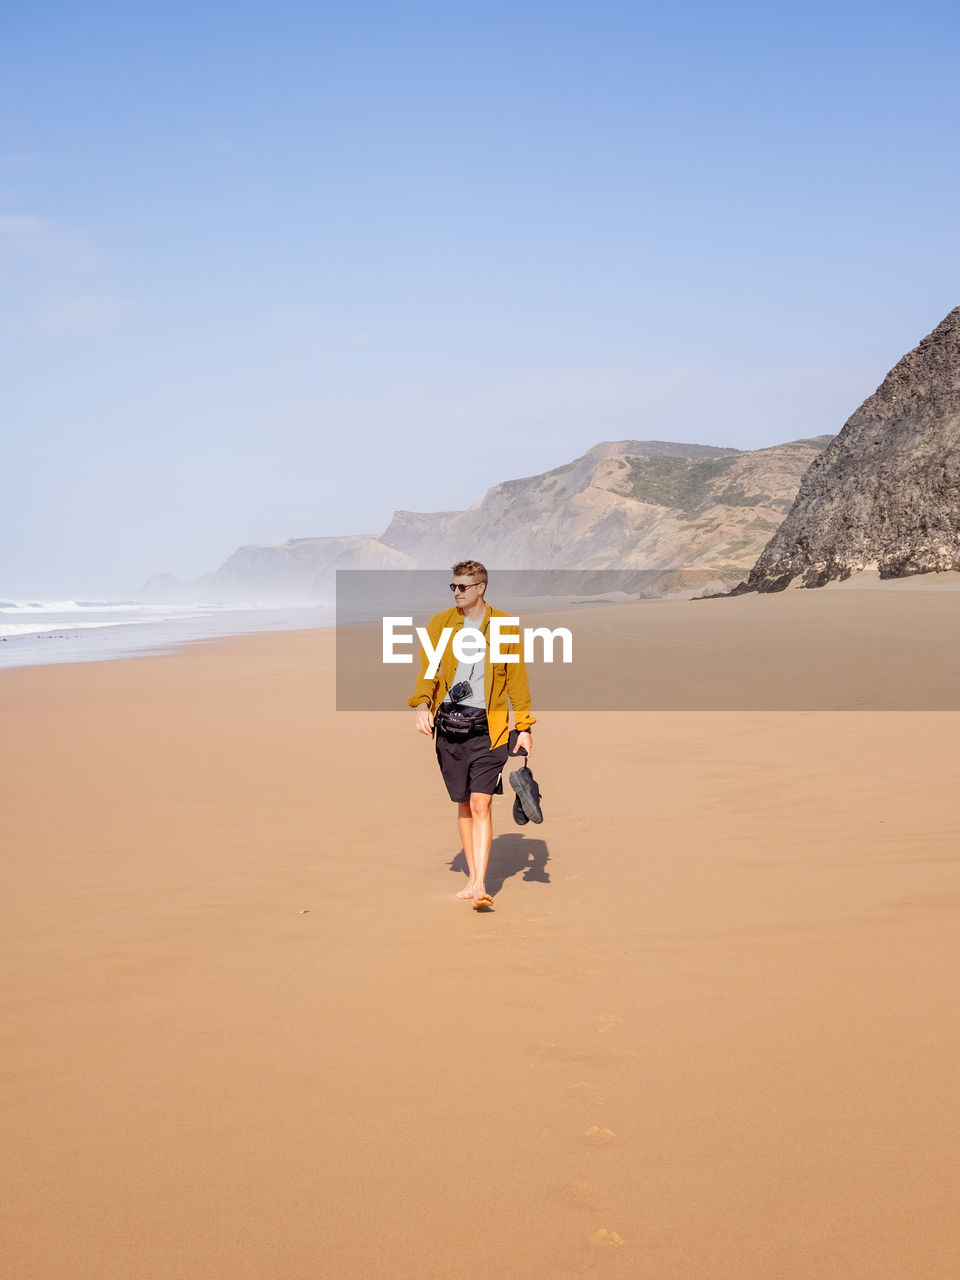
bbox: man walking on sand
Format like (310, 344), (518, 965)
(408, 561), (536, 911)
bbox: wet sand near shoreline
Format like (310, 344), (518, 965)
(2, 590), (959, 1278)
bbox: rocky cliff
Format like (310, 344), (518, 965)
(729, 307), (960, 592)
(375, 437), (831, 586)
(139, 435), (833, 602)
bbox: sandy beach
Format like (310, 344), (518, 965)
(3, 588), (960, 1279)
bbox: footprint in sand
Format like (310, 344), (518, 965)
(549, 1224), (627, 1275)
(585, 1126), (615, 1140)
(593, 1228), (626, 1248)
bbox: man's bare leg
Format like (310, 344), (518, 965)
(468, 793), (493, 900)
(455, 800), (475, 898)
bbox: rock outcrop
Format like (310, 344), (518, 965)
(729, 307), (960, 593)
(139, 436), (833, 603)
(372, 438), (831, 587)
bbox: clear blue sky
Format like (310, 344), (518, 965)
(2, 0), (958, 595)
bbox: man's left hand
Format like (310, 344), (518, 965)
(513, 731), (533, 759)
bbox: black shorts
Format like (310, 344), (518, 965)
(435, 730), (510, 803)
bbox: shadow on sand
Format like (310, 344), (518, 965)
(448, 832), (550, 897)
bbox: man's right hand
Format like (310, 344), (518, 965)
(414, 704), (434, 736)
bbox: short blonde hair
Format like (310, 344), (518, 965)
(452, 560), (487, 589)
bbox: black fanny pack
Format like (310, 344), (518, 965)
(435, 702), (489, 741)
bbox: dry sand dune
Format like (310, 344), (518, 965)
(2, 590), (960, 1278)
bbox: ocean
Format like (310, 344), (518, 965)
(0, 598), (335, 670)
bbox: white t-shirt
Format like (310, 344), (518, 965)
(443, 649), (486, 709)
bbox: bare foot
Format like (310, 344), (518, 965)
(456, 884), (476, 900)
(472, 892), (494, 911)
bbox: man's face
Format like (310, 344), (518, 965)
(450, 575), (484, 608)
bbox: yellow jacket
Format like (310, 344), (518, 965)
(407, 603), (537, 750)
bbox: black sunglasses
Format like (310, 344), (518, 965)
(449, 581), (481, 593)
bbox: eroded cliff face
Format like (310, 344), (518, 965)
(732, 307), (960, 593)
(140, 436), (834, 602)
(372, 438), (832, 586)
